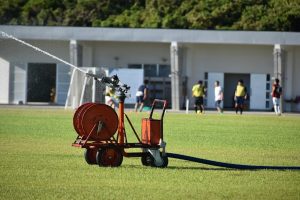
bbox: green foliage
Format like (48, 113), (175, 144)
(234, 0), (300, 31)
(0, 0), (300, 31)
(0, 0), (26, 25)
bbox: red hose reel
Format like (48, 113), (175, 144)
(73, 103), (119, 141)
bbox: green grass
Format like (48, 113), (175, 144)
(0, 108), (300, 200)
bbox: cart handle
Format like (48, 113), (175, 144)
(149, 99), (168, 120)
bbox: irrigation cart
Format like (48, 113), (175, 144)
(72, 75), (168, 167)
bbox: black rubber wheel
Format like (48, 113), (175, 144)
(160, 154), (168, 168)
(84, 148), (98, 165)
(96, 147), (123, 167)
(152, 153), (168, 168)
(141, 153), (154, 166)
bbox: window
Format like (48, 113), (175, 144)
(158, 65), (171, 77)
(144, 64), (157, 77)
(127, 63), (171, 107)
(266, 101), (270, 108)
(128, 64), (171, 77)
(266, 74), (270, 81)
(128, 64), (142, 69)
(265, 73), (271, 109)
(204, 72), (208, 80)
(204, 72), (208, 106)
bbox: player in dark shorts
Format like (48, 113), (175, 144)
(234, 79), (247, 114)
(134, 80), (148, 112)
(192, 80), (206, 114)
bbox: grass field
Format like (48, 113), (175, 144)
(0, 107), (300, 200)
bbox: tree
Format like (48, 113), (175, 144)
(0, 0), (26, 25)
(0, 0), (299, 31)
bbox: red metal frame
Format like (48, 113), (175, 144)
(117, 100), (125, 144)
(72, 99), (167, 158)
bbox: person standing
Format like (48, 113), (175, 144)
(192, 80), (206, 114)
(134, 80), (149, 112)
(271, 78), (282, 116)
(234, 79), (247, 114)
(214, 81), (223, 113)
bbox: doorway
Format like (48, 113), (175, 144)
(224, 73), (250, 108)
(27, 63), (56, 103)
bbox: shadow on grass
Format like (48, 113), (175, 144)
(121, 164), (297, 171)
(166, 166), (235, 171)
(121, 164), (235, 171)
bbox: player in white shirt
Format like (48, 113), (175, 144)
(214, 81), (223, 113)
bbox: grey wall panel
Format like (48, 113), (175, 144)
(9, 63), (27, 104)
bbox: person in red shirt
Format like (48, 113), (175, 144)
(271, 78), (282, 116)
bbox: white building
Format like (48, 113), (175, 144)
(0, 25), (300, 112)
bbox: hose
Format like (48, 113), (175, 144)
(167, 153), (300, 170)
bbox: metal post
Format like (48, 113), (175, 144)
(65, 68), (76, 109)
(92, 68), (96, 103)
(79, 75), (88, 106)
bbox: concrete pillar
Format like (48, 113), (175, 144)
(273, 44), (283, 80)
(69, 40), (83, 108)
(273, 44), (285, 112)
(70, 40), (82, 67)
(170, 41), (182, 110)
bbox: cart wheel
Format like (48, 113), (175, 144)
(152, 153), (168, 168)
(84, 148), (98, 165)
(141, 153), (154, 166)
(96, 147), (123, 167)
(159, 154), (168, 168)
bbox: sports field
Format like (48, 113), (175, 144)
(0, 107), (299, 200)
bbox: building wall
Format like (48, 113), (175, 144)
(0, 40), (171, 104)
(293, 47), (300, 96)
(186, 44), (273, 86)
(81, 42), (93, 67)
(284, 46), (300, 112)
(0, 40), (69, 63)
(293, 46), (300, 111)
(9, 63), (27, 104)
(0, 40), (70, 104)
(87, 41), (170, 67)
(0, 37), (299, 111)
(185, 44), (274, 106)
(0, 57), (10, 103)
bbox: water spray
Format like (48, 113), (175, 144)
(1, 30), (86, 74)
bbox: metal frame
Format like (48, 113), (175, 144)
(72, 99), (167, 158)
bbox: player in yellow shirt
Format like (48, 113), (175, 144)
(192, 80), (206, 114)
(234, 79), (247, 114)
